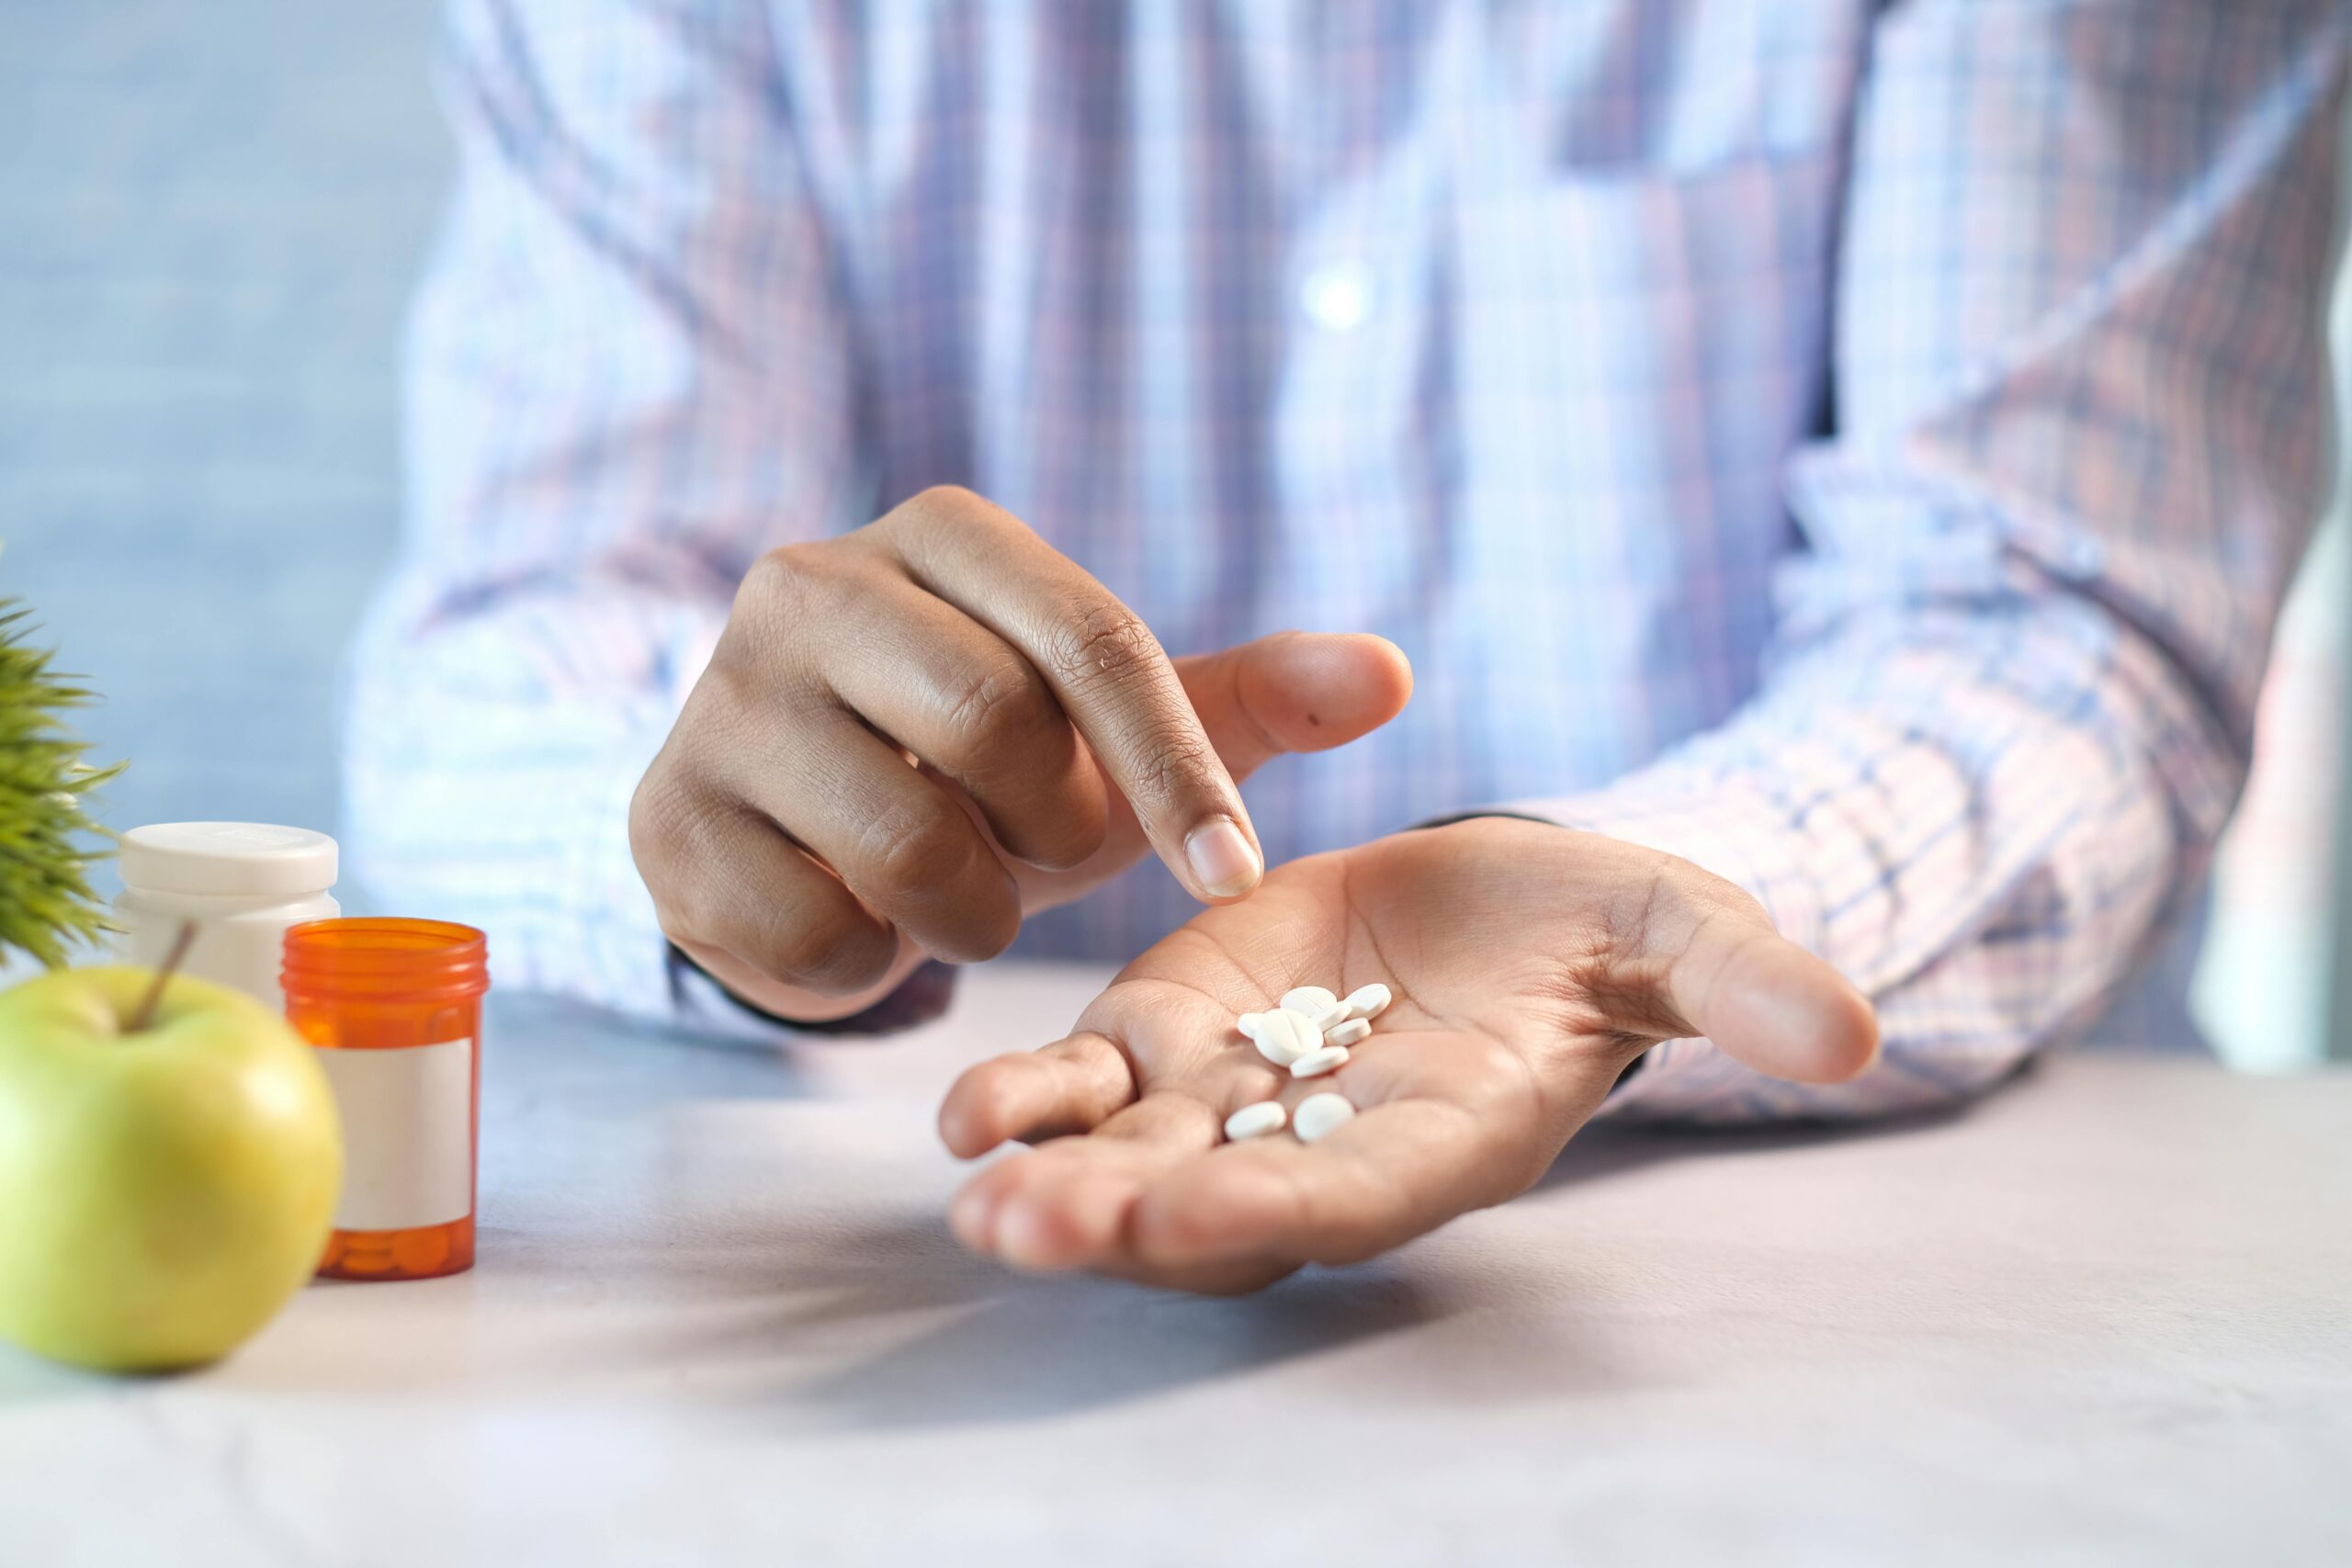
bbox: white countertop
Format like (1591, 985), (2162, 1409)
(4, 962), (2346, 1566)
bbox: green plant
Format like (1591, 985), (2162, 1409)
(0, 600), (121, 968)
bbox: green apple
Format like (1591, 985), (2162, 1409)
(0, 966), (342, 1371)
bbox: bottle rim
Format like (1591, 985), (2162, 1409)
(282, 917), (489, 1001)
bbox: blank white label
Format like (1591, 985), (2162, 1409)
(315, 1037), (475, 1231)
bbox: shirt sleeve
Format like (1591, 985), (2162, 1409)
(1526, 2), (2350, 1121)
(344, 0), (864, 1028)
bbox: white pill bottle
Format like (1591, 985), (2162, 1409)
(113, 822), (340, 1010)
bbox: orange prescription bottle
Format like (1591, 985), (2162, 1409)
(282, 919), (489, 1281)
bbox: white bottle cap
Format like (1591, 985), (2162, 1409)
(118, 822), (339, 898)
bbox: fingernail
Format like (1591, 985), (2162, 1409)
(1185, 818), (1261, 897)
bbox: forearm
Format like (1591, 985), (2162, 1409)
(1536, 0), (2351, 1122)
(356, 0), (869, 1031)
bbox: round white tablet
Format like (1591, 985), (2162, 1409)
(1289, 1044), (1350, 1079)
(1281, 985), (1338, 1012)
(1293, 1093), (1356, 1144)
(1249, 1007), (1319, 1067)
(1223, 1101), (1288, 1142)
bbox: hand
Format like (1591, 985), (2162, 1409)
(628, 486), (1414, 1021)
(938, 818), (1878, 1292)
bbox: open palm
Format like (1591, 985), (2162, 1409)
(940, 818), (1878, 1292)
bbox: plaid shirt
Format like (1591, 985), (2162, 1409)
(349, 0), (2348, 1120)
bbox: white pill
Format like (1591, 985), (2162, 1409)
(1284, 996), (1348, 1032)
(1236, 1011), (1264, 1037)
(1288, 1006), (1345, 1043)
(1294, 1093), (1356, 1143)
(1250, 1007), (1320, 1067)
(1325, 1017), (1371, 1047)
(1281, 985), (1338, 1015)
(1340, 983), (1392, 1021)
(1289, 1044), (1350, 1079)
(1223, 1100), (1288, 1142)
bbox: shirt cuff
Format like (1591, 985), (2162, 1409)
(666, 944), (959, 1040)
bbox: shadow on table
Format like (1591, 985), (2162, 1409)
(1535, 1096), (1974, 1194)
(59, 1057), (1996, 1422)
(493, 1079), (1987, 1430)
(639, 1209), (1389, 1428)
(647, 1205), (1623, 1433)
(789, 1245), (1453, 1430)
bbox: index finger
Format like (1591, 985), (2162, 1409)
(878, 486), (1263, 902)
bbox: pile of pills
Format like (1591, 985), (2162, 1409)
(1220, 982), (1394, 1145)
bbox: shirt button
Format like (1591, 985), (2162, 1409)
(1300, 262), (1375, 331)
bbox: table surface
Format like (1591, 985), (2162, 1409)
(2, 963), (2345, 1567)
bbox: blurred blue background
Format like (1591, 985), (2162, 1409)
(1, 0), (443, 868)
(3, 1), (2343, 1062)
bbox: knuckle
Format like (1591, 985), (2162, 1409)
(1115, 727), (1216, 812)
(739, 541), (872, 632)
(912, 482), (984, 516)
(942, 659), (1057, 763)
(891, 483), (1007, 539)
(733, 547), (825, 660)
(761, 911), (893, 993)
(1044, 602), (1159, 692)
(627, 762), (705, 879)
(957, 896), (1023, 963)
(860, 800), (983, 898)
(739, 542), (820, 608)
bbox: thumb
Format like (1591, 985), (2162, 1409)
(1171, 631), (1414, 781)
(1659, 895), (1880, 1085)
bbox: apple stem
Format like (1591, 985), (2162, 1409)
(126, 919), (198, 1033)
